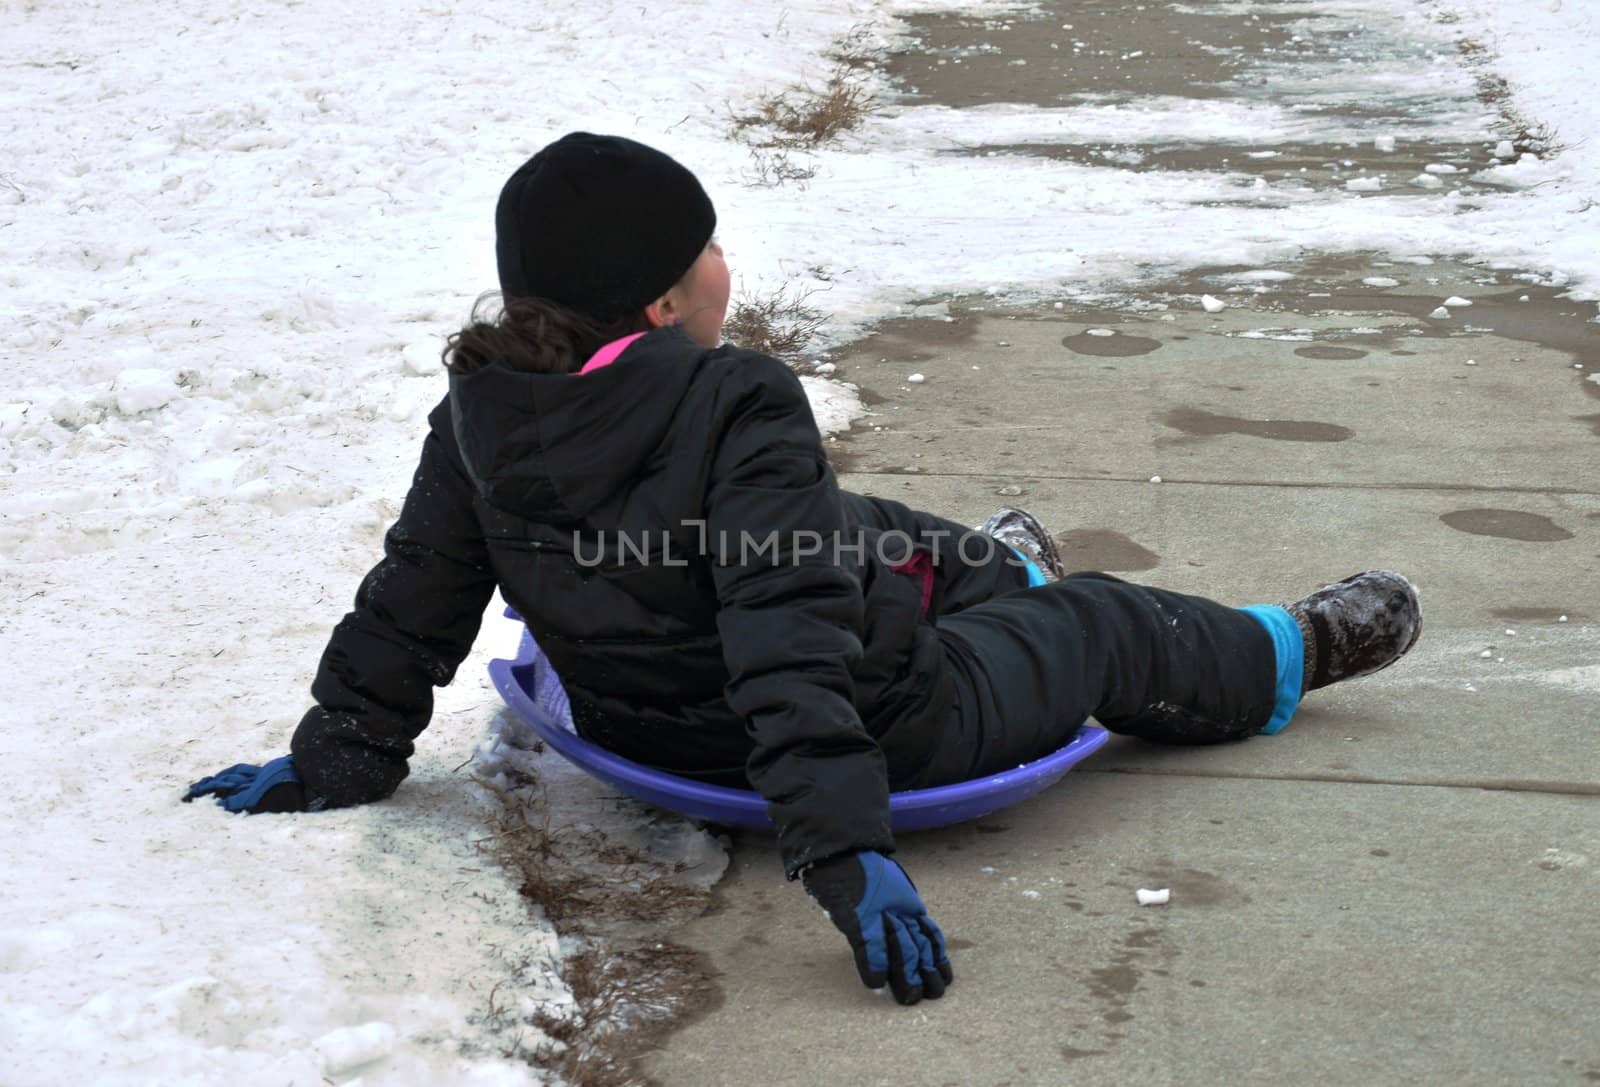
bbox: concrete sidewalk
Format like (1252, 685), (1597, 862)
(644, 0), (1598, 1081)
(645, 267), (1599, 1085)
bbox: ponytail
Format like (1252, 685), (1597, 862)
(441, 293), (650, 377)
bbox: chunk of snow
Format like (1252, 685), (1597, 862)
(1362, 277), (1399, 287)
(1201, 294), (1226, 313)
(1149, 475), (1162, 484)
(1424, 163), (1459, 174)
(400, 341), (438, 376)
(1480, 649), (1494, 658)
(1345, 177), (1383, 192)
(814, 362), (836, 375)
(1226, 270), (1296, 282)
(1444, 296), (1473, 306)
(1429, 306), (1452, 318)
(907, 373), (925, 384)
(1246, 150), (1280, 159)
(0, 402), (29, 439)
(315, 1022), (397, 1076)
(1374, 135), (1397, 152)
(1136, 888), (1170, 906)
(1495, 140), (1516, 159)
(112, 369), (179, 415)
(1086, 328), (1116, 337)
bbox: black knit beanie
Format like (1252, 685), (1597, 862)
(495, 132), (717, 323)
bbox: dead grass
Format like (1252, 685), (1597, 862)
(470, 779), (720, 1087)
(1452, 36), (1565, 160)
(827, 23), (885, 73)
(731, 74), (874, 148)
(527, 945), (719, 1087)
(722, 283), (828, 363)
(728, 27), (882, 187)
(1510, 120), (1562, 157)
(741, 145), (819, 188)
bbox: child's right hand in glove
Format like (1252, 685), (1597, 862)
(183, 755), (308, 813)
(802, 850), (954, 1005)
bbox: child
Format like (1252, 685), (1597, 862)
(187, 132), (1423, 1007)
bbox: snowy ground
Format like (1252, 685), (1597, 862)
(1, 0), (1595, 1084)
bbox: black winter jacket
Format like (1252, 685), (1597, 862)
(291, 328), (955, 876)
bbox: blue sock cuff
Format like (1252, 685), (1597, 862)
(1239, 605), (1303, 735)
(1005, 546), (1049, 587)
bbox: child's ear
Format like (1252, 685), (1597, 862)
(643, 295), (673, 329)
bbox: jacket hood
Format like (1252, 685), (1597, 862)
(447, 326), (705, 520)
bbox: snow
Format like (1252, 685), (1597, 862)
(1430, 0), (1600, 298)
(0, 1), (896, 1082)
(1136, 888), (1171, 906)
(1201, 294), (1228, 313)
(4, 0), (1598, 1080)
(316, 1023), (399, 1078)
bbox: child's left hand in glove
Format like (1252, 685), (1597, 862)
(183, 755), (308, 813)
(802, 849), (954, 1005)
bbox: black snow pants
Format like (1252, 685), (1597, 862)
(841, 494), (1281, 788)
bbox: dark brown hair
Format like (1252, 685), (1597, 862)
(441, 293), (651, 377)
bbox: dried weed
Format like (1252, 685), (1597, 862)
(727, 30), (881, 188)
(722, 284), (828, 363)
(471, 775), (720, 1087)
(741, 145), (819, 189)
(1454, 36), (1566, 158)
(732, 74), (873, 148)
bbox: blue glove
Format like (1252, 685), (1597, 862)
(802, 850), (953, 1005)
(183, 755), (307, 813)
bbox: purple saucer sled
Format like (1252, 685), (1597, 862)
(488, 626), (1109, 832)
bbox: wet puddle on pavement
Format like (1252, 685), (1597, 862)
(829, 251), (1599, 568)
(1439, 508), (1576, 542)
(832, 253), (1599, 416)
(881, 0), (1507, 195)
(1140, 254), (1600, 400)
(1158, 405), (1353, 442)
(888, 3), (1332, 106)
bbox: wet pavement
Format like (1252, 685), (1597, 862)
(885, 0), (1507, 198)
(646, 3), (1600, 1086)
